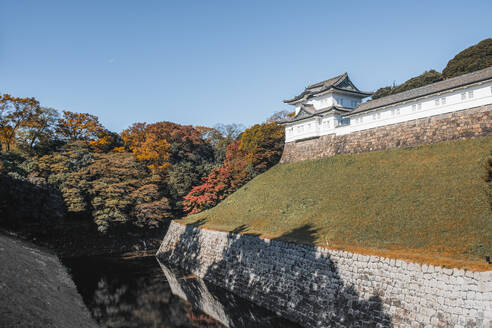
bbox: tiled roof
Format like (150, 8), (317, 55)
(347, 67), (492, 116)
(279, 105), (351, 124)
(284, 73), (371, 104)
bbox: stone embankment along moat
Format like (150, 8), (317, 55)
(0, 233), (98, 328)
(157, 221), (492, 328)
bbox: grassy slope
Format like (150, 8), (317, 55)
(181, 137), (492, 269)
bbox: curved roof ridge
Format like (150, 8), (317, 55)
(284, 72), (370, 104)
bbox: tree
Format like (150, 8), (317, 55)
(0, 94), (41, 152)
(183, 121), (285, 214)
(83, 152), (171, 232)
(372, 39), (492, 100)
(29, 141), (172, 233)
(183, 141), (249, 214)
(16, 107), (60, 155)
(239, 121), (285, 174)
(56, 111), (105, 141)
(442, 38), (492, 79)
(195, 123), (244, 165)
(266, 110), (294, 123)
(371, 86), (393, 100)
(372, 70), (442, 100)
(121, 122), (171, 172)
(56, 110), (117, 153)
(121, 121), (215, 210)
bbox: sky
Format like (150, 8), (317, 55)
(1, 1), (491, 132)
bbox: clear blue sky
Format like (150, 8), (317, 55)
(1, 1), (490, 132)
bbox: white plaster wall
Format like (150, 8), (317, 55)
(285, 81), (492, 142)
(305, 93), (362, 110)
(285, 117), (320, 141)
(338, 81), (492, 136)
(305, 94), (335, 110)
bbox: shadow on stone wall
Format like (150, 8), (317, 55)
(159, 263), (301, 328)
(158, 222), (393, 328)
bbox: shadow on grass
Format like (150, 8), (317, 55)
(275, 224), (318, 245)
(158, 222), (393, 327)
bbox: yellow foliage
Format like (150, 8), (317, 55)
(121, 123), (171, 173)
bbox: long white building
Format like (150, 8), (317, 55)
(281, 67), (492, 143)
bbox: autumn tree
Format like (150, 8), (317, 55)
(183, 140), (249, 214)
(122, 122), (215, 207)
(183, 121), (284, 214)
(56, 111), (104, 141)
(196, 123), (244, 165)
(16, 107), (61, 155)
(28, 141), (171, 233)
(56, 110), (117, 152)
(239, 121), (285, 174)
(121, 122), (171, 172)
(266, 110), (294, 123)
(0, 94), (41, 152)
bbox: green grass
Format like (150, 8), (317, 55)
(181, 137), (492, 267)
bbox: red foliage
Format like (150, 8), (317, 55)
(183, 141), (249, 214)
(183, 121), (285, 215)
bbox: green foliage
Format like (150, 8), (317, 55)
(16, 107), (61, 156)
(29, 143), (172, 233)
(442, 38), (492, 79)
(372, 70), (443, 100)
(392, 70), (442, 93)
(182, 137), (492, 264)
(82, 152), (171, 232)
(372, 38), (492, 100)
(0, 152), (28, 176)
(371, 86), (393, 100)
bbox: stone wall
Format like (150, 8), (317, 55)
(159, 262), (299, 327)
(157, 221), (492, 328)
(281, 104), (492, 163)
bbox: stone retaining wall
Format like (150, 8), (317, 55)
(159, 262), (300, 327)
(281, 104), (492, 163)
(157, 221), (492, 328)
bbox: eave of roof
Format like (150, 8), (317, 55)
(283, 73), (349, 104)
(278, 106), (351, 124)
(345, 67), (492, 117)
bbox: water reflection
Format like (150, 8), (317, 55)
(63, 256), (300, 328)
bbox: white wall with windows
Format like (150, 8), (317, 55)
(285, 81), (492, 142)
(337, 81), (492, 136)
(300, 93), (363, 112)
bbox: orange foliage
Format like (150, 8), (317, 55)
(121, 123), (171, 172)
(121, 121), (208, 173)
(56, 111), (105, 141)
(239, 122), (284, 172)
(0, 94), (41, 151)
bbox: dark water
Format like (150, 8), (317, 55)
(63, 256), (301, 328)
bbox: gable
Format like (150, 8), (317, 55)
(335, 76), (359, 91)
(294, 108), (314, 120)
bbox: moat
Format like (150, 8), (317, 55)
(62, 255), (301, 328)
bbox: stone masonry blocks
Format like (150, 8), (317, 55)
(157, 221), (492, 328)
(281, 104), (492, 163)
